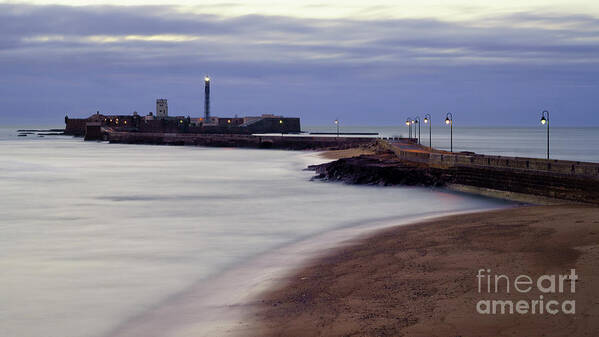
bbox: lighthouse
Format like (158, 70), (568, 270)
(204, 76), (210, 120)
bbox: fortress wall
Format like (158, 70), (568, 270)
(65, 114), (301, 136)
(64, 118), (88, 136)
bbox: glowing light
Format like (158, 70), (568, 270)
(541, 117), (547, 125)
(205, 76), (210, 82)
(279, 120), (283, 124)
(424, 118), (428, 123)
(445, 118), (450, 124)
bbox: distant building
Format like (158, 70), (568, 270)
(156, 99), (168, 118)
(65, 80), (301, 137)
(191, 116), (219, 126)
(65, 111), (300, 136)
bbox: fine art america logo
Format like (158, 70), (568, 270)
(476, 269), (578, 315)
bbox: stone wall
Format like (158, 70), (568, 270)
(64, 118), (88, 136)
(65, 114), (301, 136)
(106, 131), (377, 150)
(452, 166), (599, 204)
(381, 140), (599, 179)
(379, 140), (599, 203)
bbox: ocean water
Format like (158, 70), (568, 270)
(0, 126), (585, 337)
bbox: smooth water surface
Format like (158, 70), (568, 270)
(1, 129), (513, 337)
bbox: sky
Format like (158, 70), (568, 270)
(1, 0), (599, 126)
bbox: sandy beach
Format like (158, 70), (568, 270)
(249, 204), (599, 336)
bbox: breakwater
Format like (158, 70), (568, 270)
(312, 140), (599, 204)
(104, 130), (379, 150)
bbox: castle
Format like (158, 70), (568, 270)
(64, 77), (301, 137)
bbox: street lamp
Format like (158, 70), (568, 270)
(413, 116), (421, 144)
(540, 110), (549, 160)
(405, 118), (412, 139)
(423, 113), (432, 149)
(445, 112), (453, 152)
(334, 119), (339, 137)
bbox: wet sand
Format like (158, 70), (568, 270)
(249, 205), (599, 336)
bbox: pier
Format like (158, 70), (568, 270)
(103, 129), (381, 150)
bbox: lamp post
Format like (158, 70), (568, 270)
(445, 112), (453, 153)
(413, 116), (421, 144)
(334, 119), (339, 137)
(540, 110), (549, 160)
(423, 113), (432, 149)
(406, 118), (412, 139)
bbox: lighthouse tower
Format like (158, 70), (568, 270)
(204, 76), (210, 120)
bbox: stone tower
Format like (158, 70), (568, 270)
(156, 99), (168, 118)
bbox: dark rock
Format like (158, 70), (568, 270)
(308, 154), (453, 187)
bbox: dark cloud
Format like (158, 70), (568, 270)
(0, 4), (317, 38)
(0, 4), (598, 126)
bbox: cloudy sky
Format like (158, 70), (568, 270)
(1, 0), (598, 126)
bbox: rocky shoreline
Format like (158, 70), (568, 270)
(308, 152), (453, 187)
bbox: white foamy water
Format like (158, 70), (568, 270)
(0, 130), (512, 337)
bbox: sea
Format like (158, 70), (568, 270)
(0, 126), (597, 337)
